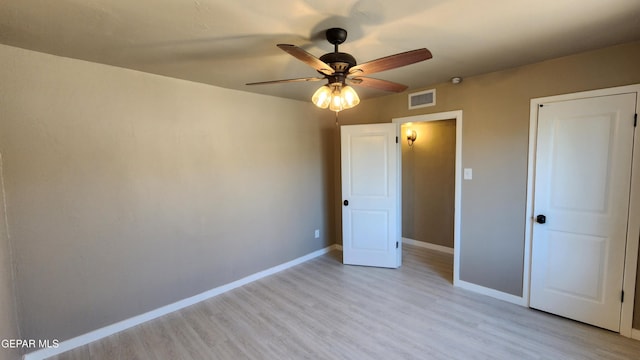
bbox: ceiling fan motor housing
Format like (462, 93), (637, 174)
(319, 52), (356, 73)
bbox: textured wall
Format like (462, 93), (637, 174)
(0, 44), (334, 342)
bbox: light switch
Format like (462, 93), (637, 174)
(464, 168), (473, 180)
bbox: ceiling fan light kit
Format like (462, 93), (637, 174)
(247, 28), (432, 112)
(312, 83), (360, 111)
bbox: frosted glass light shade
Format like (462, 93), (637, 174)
(311, 85), (331, 108)
(329, 86), (344, 112)
(313, 83), (360, 112)
(340, 86), (360, 109)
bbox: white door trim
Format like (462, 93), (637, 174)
(392, 110), (462, 285)
(526, 84), (640, 337)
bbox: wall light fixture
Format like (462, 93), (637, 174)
(406, 129), (417, 147)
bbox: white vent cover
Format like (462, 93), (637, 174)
(408, 89), (436, 110)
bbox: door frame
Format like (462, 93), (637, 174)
(392, 110), (463, 284)
(525, 84), (640, 338)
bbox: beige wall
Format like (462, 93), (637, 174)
(0, 154), (21, 360)
(338, 41), (640, 326)
(0, 44), (335, 342)
(2, 36), (640, 346)
(636, 246), (640, 330)
(401, 121), (455, 248)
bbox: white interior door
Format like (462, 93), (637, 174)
(341, 123), (400, 268)
(530, 93), (636, 331)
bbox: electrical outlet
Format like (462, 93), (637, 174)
(314, 229), (320, 238)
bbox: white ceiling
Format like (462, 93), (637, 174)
(1, 0), (639, 101)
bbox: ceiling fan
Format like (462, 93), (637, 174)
(246, 28), (432, 112)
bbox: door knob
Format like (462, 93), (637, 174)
(343, 200), (349, 206)
(536, 214), (546, 224)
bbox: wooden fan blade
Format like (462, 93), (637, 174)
(246, 77), (325, 86)
(349, 48), (432, 76)
(348, 77), (408, 92)
(277, 44), (335, 76)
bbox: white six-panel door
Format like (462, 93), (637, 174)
(341, 123), (400, 268)
(529, 93), (636, 331)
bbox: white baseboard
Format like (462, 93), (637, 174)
(23, 244), (340, 360)
(401, 238), (523, 307)
(632, 328), (640, 341)
(402, 237), (454, 254)
(455, 278), (527, 307)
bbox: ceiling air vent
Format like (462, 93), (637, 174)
(408, 89), (436, 110)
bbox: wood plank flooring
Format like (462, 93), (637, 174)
(48, 245), (640, 359)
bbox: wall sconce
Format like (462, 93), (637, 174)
(406, 129), (417, 147)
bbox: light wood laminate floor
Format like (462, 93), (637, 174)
(48, 244), (640, 359)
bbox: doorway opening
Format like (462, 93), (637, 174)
(401, 120), (455, 254)
(393, 110), (463, 284)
